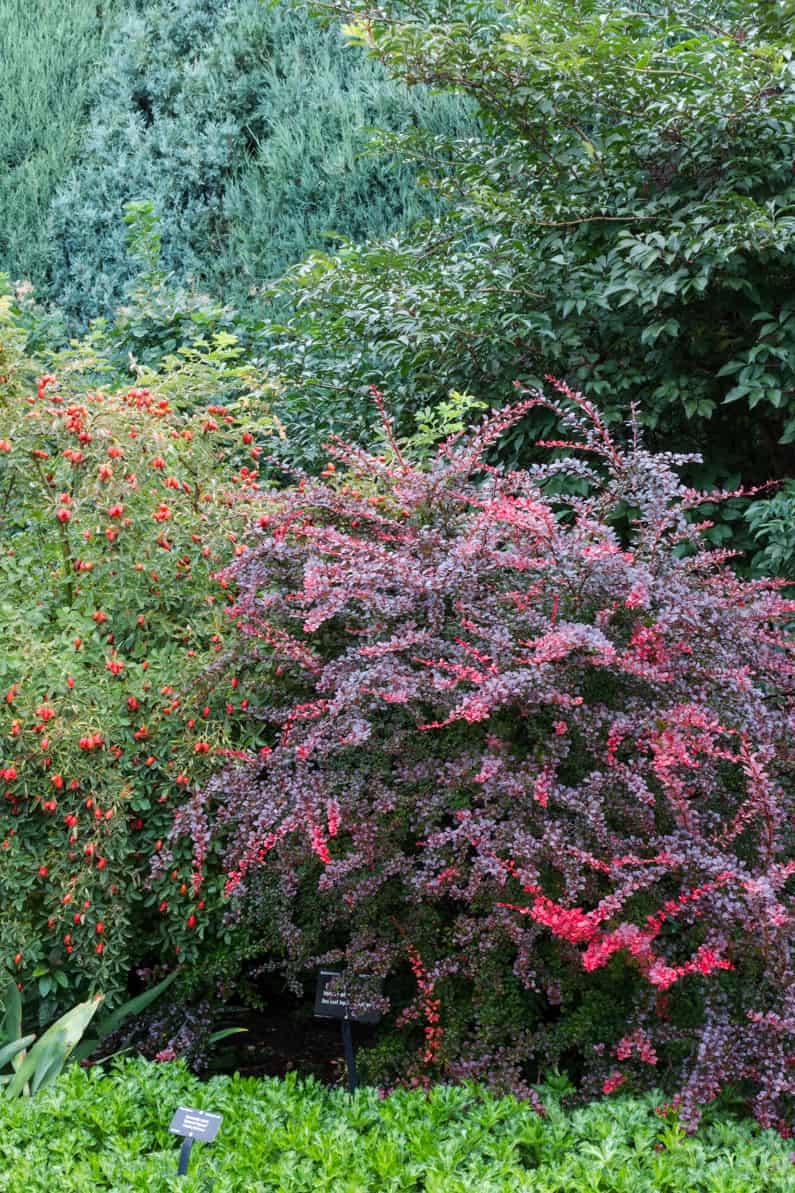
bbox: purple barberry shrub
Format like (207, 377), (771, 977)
(175, 383), (794, 1128)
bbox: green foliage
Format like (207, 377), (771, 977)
(5, 0), (472, 328)
(0, 982), (102, 1099)
(0, 973), (177, 1098)
(266, 0), (795, 517)
(746, 481), (795, 578)
(77, 200), (252, 378)
(400, 388), (488, 460)
(70, 971), (178, 1064)
(123, 201), (164, 286)
(0, 1), (120, 289)
(0, 1060), (792, 1190)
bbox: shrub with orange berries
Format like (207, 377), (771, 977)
(0, 355), (274, 1003)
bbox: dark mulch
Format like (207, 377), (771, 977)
(205, 1004), (379, 1088)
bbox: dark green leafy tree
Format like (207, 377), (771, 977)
(266, 0), (795, 520)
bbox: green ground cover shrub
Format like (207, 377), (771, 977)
(0, 1059), (791, 1191)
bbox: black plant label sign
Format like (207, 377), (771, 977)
(314, 969), (382, 1024)
(169, 1106), (223, 1142)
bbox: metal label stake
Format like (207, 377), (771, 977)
(341, 1016), (358, 1093)
(177, 1137), (194, 1176)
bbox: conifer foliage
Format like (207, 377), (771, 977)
(2, 0), (470, 325)
(179, 386), (794, 1128)
(0, 0), (119, 290)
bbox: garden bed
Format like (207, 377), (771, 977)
(0, 1060), (791, 1191)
